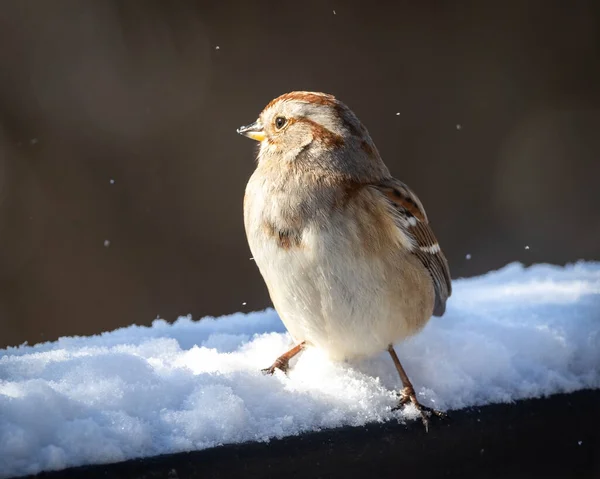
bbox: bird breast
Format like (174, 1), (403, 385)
(243, 170), (435, 361)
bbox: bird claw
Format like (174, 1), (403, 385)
(392, 386), (446, 432)
(261, 358), (289, 375)
(261, 342), (305, 376)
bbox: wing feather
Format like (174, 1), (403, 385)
(372, 177), (452, 316)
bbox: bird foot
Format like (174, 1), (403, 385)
(261, 342), (306, 376)
(261, 357), (290, 375)
(392, 386), (446, 432)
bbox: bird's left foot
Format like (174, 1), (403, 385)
(392, 386), (446, 432)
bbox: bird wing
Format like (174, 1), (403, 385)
(370, 177), (452, 316)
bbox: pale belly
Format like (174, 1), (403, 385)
(247, 220), (433, 361)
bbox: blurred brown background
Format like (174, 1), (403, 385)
(0, 0), (599, 348)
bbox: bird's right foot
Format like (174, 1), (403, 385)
(261, 342), (306, 376)
(261, 357), (290, 375)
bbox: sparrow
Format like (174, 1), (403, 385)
(237, 91), (452, 429)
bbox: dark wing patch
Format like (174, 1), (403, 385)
(374, 178), (452, 316)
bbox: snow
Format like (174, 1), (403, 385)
(1, 261), (599, 478)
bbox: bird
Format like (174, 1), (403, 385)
(237, 91), (452, 429)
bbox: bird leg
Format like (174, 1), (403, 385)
(388, 345), (445, 431)
(262, 341), (306, 375)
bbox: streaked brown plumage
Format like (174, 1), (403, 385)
(237, 91), (452, 429)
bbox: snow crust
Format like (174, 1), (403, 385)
(1, 262), (599, 478)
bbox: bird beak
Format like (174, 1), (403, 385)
(236, 120), (265, 142)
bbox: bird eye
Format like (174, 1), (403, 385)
(274, 116), (287, 130)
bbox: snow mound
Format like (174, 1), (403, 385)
(1, 262), (599, 478)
